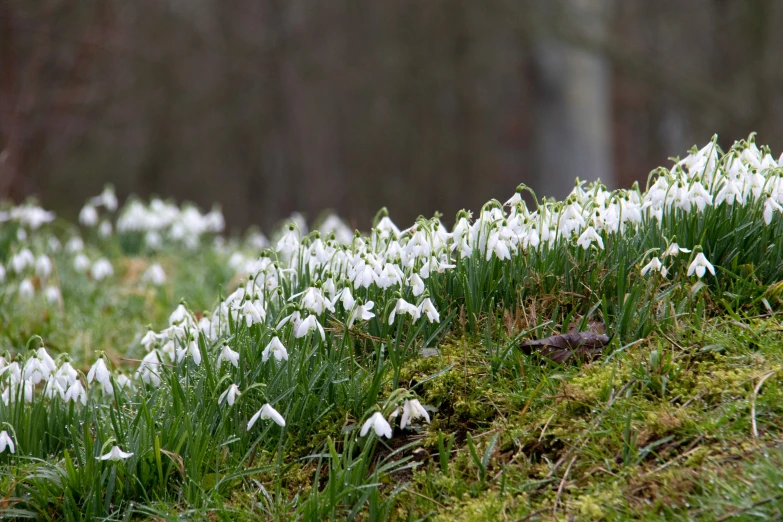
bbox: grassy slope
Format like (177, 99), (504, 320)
(11, 258), (783, 521)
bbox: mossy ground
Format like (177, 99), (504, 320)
(374, 314), (783, 521)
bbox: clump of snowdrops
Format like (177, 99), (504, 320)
(1, 134), (783, 518)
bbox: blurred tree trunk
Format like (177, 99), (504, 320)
(532, 0), (614, 200)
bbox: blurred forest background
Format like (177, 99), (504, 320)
(1, 0), (782, 232)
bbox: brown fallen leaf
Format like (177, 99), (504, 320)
(519, 331), (610, 364)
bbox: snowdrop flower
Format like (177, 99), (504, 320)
(88, 358), (114, 395)
(90, 258), (114, 280)
(763, 197), (783, 225)
(360, 412), (392, 439)
(276, 310), (302, 331)
(219, 384), (241, 406)
(73, 253), (91, 273)
(0, 431), (15, 454)
(140, 330), (159, 352)
(0, 265), (5, 283)
(35, 255), (52, 278)
(53, 362), (78, 388)
(11, 249), (34, 273)
(115, 374), (133, 392)
(640, 257), (667, 277)
(98, 220), (113, 238)
(142, 263), (166, 286)
(169, 304), (193, 326)
(419, 298), (440, 323)
(300, 287), (334, 315)
(688, 182), (713, 211)
(715, 178), (744, 206)
(388, 297), (421, 325)
(242, 300), (266, 327)
(504, 187), (524, 207)
(79, 204), (99, 226)
(217, 344), (240, 369)
(295, 315), (325, 341)
(400, 399), (431, 429)
(247, 403), (286, 430)
(576, 226), (604, 250)
(688, 252), (716, 279)
(66, 237), (84, 253)
(409, 273), (425, 297)
(97, 446), (133, 461)
(44, 379), (66, 400)
(348, 300), (375, 328)
(663, 243), (691, 257)
(94, 185), (118, 211)
(176, 340), (202, 366)
(136, 350), (163, 387)
(64, 380), (87, 405)
(339, 287), (355, 311)
(44, 285), (61, 304)
(18, 279), (35, 300)
(276, 226), (300, 258)
(262, 337), (288, 362)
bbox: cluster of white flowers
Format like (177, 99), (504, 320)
(116, 198), (225, 250)
(3, 136), (783, 446)
(0, 348), (131, 409)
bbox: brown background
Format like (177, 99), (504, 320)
(1, 0), (781, 232)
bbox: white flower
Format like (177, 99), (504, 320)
(98, 220), (113, 238)
(35, 255), (52, 278)
(360, 412), (392, 439)
(11, 249), (34, 273)
(64, 380), (87, 405)
(764, 197), (783, 225)
(262, 337), (288, 362)
(142, 264), (166, 286)
(87, 359), (114, 395)
(169, 304), (191, 325)
(0, 431), (15, 454)
(73, 253), (91, 273)
(347, 301), (375, 328)
(140, 330), (159, 351)
(247, 403), (286, 430)
(217, 344), (240, 368)
(242, 300), (266, 327)
(91, 259), (114, 280)
(388, 297), (421, 325)
(663, 243), (691, 257)
(576, 226), (604, 250)
(44, 285), (62, 304)
(79, 204), (99, 226)
(687, 252), (716, 279)
(97, 446), (134, 461)
(18, 278), (35, 300)
(400, 399), (431, 429)
(176, 340), (202, 366)
(300, 287), (334, 315)
(339, 287), (355, 311)
(219, 384), (241, 406)
(53, 362), (78, 388)
(295, 315), (325, 340)
(419, 298), (440, 323)
(640, 257), (667, 277)
(409, 273), (425, 297)
(66, 237), (84, 253)
(88, 359), (111, 385)
(688, 182), (713, 211)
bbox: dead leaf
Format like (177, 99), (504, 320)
(519, 331), (610, 364)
